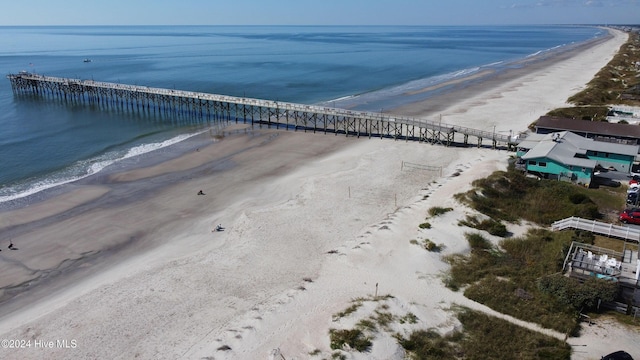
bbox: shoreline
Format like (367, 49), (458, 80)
(0, 27), (608, 208)
(392, 27), (614, 121)
(0, 27), (635, 359)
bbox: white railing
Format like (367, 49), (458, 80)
(552, 216), (640, 242)
(8, 73), (518, 144)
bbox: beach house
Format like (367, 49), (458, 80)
(516, 131), (639, 186)
(534, 116), (640, 145)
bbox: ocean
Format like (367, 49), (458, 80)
(0, 25), (604, 204)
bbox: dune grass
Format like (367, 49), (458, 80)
(453, 167), (611, 225)
(396, 307), (571, 360)
(567, 31), (640, 108)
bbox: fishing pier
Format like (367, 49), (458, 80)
(7, 72), (519, 148)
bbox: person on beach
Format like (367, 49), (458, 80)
(197, 190), (205, 195)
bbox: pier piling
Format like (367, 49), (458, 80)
(7, 72), (519, 148)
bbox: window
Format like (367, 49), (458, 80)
(539, 162), (547, 167)
(528, 160), (536, 165)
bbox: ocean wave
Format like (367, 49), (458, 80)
(0, 131), (203, 204)
(324, 65), (486, 109)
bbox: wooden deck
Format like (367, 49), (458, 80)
(7, 72), (522, 148)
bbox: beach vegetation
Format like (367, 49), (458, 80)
(396, 307), (570, 359)
(399, 312), (418, 324)
(373, 294), (394, 301)
(330, 294), (570, 358)
(453, 168), (609, 226)
(538, 30), (640, 124)
(423, 239), (442, 252)
(418, 222), (432, 229)
(412, 238), (443, 252)
(538, 274), (618, 310)
(373, 309), (395, 330)
(331, 352), (347, 360)
(442, 273), (460, 292)
(567, 31), (640, 107)
(308, 348), (321, 356)
(356, 318), (377, 331)
(465, 232), (492, 251)
(427, 206), (453, 217)
(546, 106), (610, 121)
(458, 214), (508, 237)
(446, 228), (594, 334)
(333, 301), (363, 321)
(329, 328), (372, 352)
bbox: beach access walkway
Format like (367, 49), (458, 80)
(552, 216), (640, 243)
(7, 72), (522, 149)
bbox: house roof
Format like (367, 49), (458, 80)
(520, 130), (639, 156)
(536, 116), (640, 139)
(518, 131), (600, 169)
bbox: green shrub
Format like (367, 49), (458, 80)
(397, 308), (571, 359)
(428, 206), (453, 217)
(465, 233), (491, 250)
(395, 329), (459, 359)
(538, 274), (618, 311)
(423, 239), (442, 252)
(454, 169), (604, 225)
(458, 215), (508, 237)
(356, 319), (376, 331)
(487, 221), (508, 237)
(333, 302), (363, 320)
(419, 222), (432, 229)
(446, 229), (582, 333)
(329, 329), (372, 352)
(399, 312), (418, 324)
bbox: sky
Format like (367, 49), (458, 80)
(0, 0), (637, 26)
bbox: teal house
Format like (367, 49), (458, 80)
(516, 131), (639, 187)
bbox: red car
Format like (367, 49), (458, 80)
(619, 208), (640, 224)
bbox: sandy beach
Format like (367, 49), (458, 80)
(0, 28), (638, 359)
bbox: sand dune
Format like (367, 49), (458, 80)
(0, 28), (637, 359)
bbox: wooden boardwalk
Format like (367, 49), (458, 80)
(7, 72), (520, 148)
(551, 216), (640, 242)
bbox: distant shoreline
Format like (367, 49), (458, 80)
(390, 28), (613, 119)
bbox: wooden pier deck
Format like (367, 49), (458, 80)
(7, 72), (520, 148)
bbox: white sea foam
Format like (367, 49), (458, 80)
(0, 131), (204, 205)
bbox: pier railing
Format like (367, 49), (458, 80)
(7, 72), (521, 148)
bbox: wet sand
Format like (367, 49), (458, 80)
(0, 28), (636, 360)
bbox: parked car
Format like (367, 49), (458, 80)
(601, 350), (634, 360)
(628, 185), (640, 194)
(627, 192), (639, 205)
(630, 175), (640, 185)
(620, 208), (640, 224)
